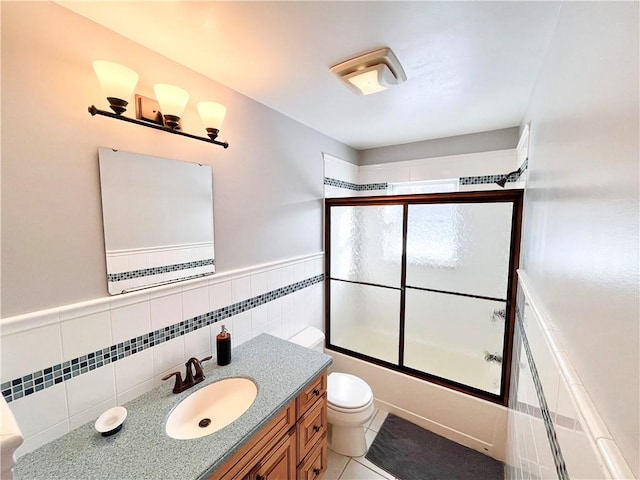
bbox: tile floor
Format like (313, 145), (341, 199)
(325, 408), (400, 480)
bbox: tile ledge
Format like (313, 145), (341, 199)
(1, 252), (325, 336)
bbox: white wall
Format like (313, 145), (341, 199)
(0, 2), (356, 317)
(512, 1), (639, 476)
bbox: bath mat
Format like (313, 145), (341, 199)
(365, 414), (504, 480)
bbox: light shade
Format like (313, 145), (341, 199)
(197, 102), (227, 130)
(344, 64), (395, 95)
(92, 61), (139, 111)
(153, 84), (189, 118)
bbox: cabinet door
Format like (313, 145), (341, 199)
(251, 430), (297, 480)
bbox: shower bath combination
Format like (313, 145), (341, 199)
(324, 189), (523, 405)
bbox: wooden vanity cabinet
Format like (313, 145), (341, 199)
(210, 371), (328, 480)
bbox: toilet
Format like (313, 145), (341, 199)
(289, 327), (375, 457)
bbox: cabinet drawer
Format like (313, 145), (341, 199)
(296, 395), (327, 462)
(296, 372), (327, 419)
(297, 434), (327, 480)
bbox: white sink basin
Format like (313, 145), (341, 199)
(165, 377), (258, 440)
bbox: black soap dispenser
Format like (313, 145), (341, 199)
(216, 325), (231, 366)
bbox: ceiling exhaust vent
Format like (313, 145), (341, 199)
(330, 47), (407, 96)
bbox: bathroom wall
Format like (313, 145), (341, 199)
(508, 1), (639, 477)
(0, 1), (352, 457)
(0, 1), (356, 317)
(325, 148), (523, 198)
(1, 254), (324, 456)
(358, 127), (520, 165)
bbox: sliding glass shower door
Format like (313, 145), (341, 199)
(325, 191), (523, 404)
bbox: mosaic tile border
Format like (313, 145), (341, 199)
(1, 273), (325, 404)
(460, 157), (528, 186)
(323, 177), (388, 191)
(517, 307), (569, 480)
(107, 258), (215, 282)
(326, 157), (529, 191)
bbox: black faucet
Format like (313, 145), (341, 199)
(162, 355), (212, 394)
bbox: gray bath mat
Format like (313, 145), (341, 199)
(365, 414), (504, 480)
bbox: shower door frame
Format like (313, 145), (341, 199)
(324, 189), (523, 406)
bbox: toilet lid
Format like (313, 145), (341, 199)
(327, 372), (373, 409)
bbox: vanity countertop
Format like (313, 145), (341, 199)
(14, 334), (332, 480)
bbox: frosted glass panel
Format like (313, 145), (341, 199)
(404, 288), (505, 394)
(330, 280), (399, 363)
(406, 202), (513, 299)
(330, 205), (403, 287)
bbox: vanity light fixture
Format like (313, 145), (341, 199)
(330, 47), (407, 96)
(88, 61), (229, 148)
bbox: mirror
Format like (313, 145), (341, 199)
(98, 148), (215, 294)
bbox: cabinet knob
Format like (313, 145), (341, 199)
(312, 389), (320, 396)
(256, 476), (265, 480)
(313, 467), (321, 477)
(312, 425), (321, 433)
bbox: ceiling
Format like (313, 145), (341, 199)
(58, 1), (561, 150)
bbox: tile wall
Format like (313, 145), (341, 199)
(324, 149), (526, 198)
(0, 253), (324, 457)
(506, 272), (634, 479)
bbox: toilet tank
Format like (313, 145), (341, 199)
(289, 327), (325, 352)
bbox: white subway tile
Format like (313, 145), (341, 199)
(60, 311), (111, 362)
(250, 271), (268, 297)
(293, 263), (306, 283)
(183, 328), (211, 360)
(117, 380), (154, 405)
(111, 301), (151, 344)
(152, 337), (185, 377)
(281, 265), (294, 287)
(251, 305), (269, 336)
(1, 324), (63, 382)
(15, 421), (69, 459)
(209, 280), (232, 310)
(114, 349), (154, 394)
(65, 365), (116, 417)
(232, 276), (251, 303)
(231, 312), (252, 341)
(267, 268), (282, 291)
(182, 285), (210, 319)
(8, 383), (68, 438)
(69, 397), (116, 431)
(150, 293), (182, 331)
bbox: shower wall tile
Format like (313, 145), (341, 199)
(69, 398), (115, 431)
(250, 271), (269, 297)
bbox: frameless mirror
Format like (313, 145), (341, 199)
(98, 147), (215, 294)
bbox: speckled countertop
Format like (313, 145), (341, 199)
(14, 334), (332, 480)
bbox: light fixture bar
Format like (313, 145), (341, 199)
(88, 105), (229, 148)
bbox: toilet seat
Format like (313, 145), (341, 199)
(327, 372), (373, 409)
